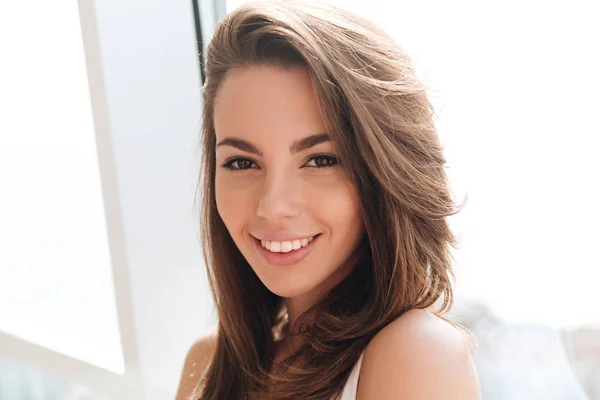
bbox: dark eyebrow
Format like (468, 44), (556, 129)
(216, 137), (263, 156)
(290, 133), (331, 154)
(216, 133), (331, 155)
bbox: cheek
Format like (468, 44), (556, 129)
(215, 173), (252, 233)
(310, 179), (363, 232)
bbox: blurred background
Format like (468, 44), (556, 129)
(0, 0), (598, 399)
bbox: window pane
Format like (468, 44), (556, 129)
(0, 2), (124, 374)
(0, 354), (111, 400)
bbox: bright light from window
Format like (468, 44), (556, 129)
(0, 2), (124, 373)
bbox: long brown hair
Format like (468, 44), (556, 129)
(194, 1), (466, 399)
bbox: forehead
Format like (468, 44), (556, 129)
(213, 65), (327, 142)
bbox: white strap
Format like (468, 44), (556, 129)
(337, 351), (366, 400)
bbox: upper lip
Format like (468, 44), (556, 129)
(251, 233), (320, 242)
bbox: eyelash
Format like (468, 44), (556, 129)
(220, 154), (339, 171)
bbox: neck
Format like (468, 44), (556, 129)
(284, 294), (316, 334)
(276, 268), (345, 358)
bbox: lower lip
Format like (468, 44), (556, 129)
(252, 234), (321, 267)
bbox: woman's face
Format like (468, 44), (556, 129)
(214, 65), (365, 301)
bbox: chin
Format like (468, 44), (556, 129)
(256, 273), (318, 299)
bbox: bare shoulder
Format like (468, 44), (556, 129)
(357, 309), (481, 400)
(175, 327), (218, 400)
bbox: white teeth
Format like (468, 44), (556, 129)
(281, 241), (293, 252)
(261, 235), (316, 253)
(270, 241), (281, 252)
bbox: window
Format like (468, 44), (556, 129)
(0, 1), (212, 399)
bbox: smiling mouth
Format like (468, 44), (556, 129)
(259, 234), (321, 253)
(251, 233), (321, 267)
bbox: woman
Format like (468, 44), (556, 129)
(176, 0), (481, 399)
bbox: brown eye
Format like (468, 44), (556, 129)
(221, 158), (257, 170)
(235, 160), (252, 169)
(306, 155), (338, 168)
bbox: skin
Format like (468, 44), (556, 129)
(175, 65), (482, 399)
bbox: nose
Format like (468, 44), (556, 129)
(256, 171), (301, 221)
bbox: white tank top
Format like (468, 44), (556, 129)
(335, 350), (366, 400)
